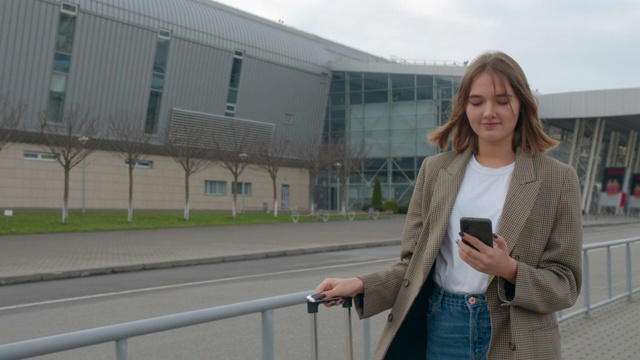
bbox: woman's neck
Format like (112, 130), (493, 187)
(475, 145), (516, 168)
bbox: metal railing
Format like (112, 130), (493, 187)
(1, 238), (638, 360)
(556, 236), (640, 321)
(0, 291), (330, 360)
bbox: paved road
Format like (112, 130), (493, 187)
(1, 215), (639, 359)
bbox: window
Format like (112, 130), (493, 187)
(61, 2), (78, 16)
(48, 5), (78, 123)
(232, 182), (252, 196)
(225, 50), (244, 117)
(225, 103), (236, 117)
(125, 160), (154, 169)
(283, 113), (293, 125)
(24, 151), (57, 162)
(205, 180), (227, 195)
(145, 91), (162, 133)
(145, 30), (171, 134)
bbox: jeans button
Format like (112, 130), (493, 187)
(468, 297), (476, 304)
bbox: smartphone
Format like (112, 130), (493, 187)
(459, 217), (493, 251)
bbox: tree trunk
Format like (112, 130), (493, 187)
(184, 172), (190, 221)
(308, 172), (315, 215)
(128, 166), (134, 223)
(272, 175), (278, 218)
(340, 177), (347, 214)
(62, 167), (70, 224)
(232, 178), (238, 219)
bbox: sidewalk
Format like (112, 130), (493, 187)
(0, 215), (407, 285)
(1, 214), (639, 359)
(0, 215), (638, 286)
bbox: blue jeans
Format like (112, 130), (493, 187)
(426, 283), (491, 360)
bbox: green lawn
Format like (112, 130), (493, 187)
(0, 210), (380, 235)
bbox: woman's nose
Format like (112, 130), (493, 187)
(483, 104), (495, 119)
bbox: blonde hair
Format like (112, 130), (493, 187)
(429, 51), (558, 155)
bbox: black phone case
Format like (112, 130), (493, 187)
(460, 217), (493, 250)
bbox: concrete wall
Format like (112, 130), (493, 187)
(0, 142), (309, 212)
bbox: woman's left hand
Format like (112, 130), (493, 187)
(458, 233), (518, 283)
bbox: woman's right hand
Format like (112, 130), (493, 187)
(313, 277), (364, 305)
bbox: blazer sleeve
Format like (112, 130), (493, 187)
(497, 164), (583, 313)
(355, 157), (431, 318)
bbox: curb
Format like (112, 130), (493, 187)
(2, 219), (637, 286)
(0, 239), (402, 286)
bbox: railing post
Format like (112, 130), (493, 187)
(307, 301), (320, 360)
(262, 309), (274, 360)
(626, 243), (633, 301)
(115, 338), (127, 360)
(607, 247), (613, 300)
(584, 250), (592, 319)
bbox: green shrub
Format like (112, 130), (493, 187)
(382, 200), (399, 214)
(362, 203), (372, 211)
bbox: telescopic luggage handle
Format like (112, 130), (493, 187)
(306, 294), (352, 313)
(306, 294), (354, 360)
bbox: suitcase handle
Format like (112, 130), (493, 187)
(307, 295), (354, 360)
(306, 295), (352, 314)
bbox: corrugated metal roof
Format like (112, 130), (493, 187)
(49, 0), (387, 73)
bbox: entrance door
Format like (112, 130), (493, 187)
(281, 184), (290, 209)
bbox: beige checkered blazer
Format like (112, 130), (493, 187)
(355, 149), (583, 360)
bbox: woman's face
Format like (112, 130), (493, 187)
(466, 71), (521, 151)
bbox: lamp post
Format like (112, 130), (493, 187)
(78, 136), (89, 214)
(239, 153), (248, 214)
(334, 162), (342, 213)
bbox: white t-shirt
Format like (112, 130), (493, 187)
(434, 154), (514, 294)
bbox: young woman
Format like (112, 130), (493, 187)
(312, 51), (583, 360)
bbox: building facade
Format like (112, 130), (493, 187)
(1, 0), (639, 214)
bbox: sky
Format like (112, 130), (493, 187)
(213, 0), (640, 94)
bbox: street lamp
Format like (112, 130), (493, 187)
(334, 162), (342, 213)
(78, 136), (89, 214)
(239, 153), (249, 214)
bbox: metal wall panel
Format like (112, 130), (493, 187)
(157, 38), (233, 133)
(66, 0), (382, 73)
(236, 58), (328, 146)
(0, 0), (57, 128)
(538, 89), (640, 119)
(64, 11), (156, 136)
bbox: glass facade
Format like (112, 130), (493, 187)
(145, 30), (171, 134)
(317, 71), (461, 211)
(47, 3), (78, 123)
(225, 50), (244, 117)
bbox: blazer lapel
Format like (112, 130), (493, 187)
(487, 152), (540, 286)
(422, 150), (472, 276)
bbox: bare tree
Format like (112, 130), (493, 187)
(0, 95), (26, 153)
(328, 140), (369, 214)
(291, 136), (332, 215)
(108, 112), (151, 223)
(211, 123), (255, 219)
(254, 135), (290, 218)
(39, 105), (100, 224)
(162, 123), (212, 221)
